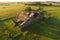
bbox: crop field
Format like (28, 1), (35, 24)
(0, 2), (60, 40)
(0, 4), (26, 20)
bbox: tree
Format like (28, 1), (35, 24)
(49, 3), (52, 6)
(25, 7), (32, 12)
(34, 2), (42, 9)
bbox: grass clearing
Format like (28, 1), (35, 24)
(0, 4), (26, 20)
(0, 3), (60, 40)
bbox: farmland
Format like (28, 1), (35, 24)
(0, 2), (60, 40)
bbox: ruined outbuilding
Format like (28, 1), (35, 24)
(15, 11), (44, 28)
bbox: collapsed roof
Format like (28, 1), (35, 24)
(16, 12), (34, 26)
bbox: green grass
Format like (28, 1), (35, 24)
(0, 4), (26, 20)
(19, 17), (60, 40)
(0, 3), (60, 40)
(43, 6), (60, 19)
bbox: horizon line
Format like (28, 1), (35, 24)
(0, 0), (60, 2)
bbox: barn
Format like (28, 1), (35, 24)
(14, 11), (44, 28)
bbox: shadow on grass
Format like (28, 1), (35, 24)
(0, 16), (60, 40)
(21, 17), (60, 40)
(0, 17), (22, 40)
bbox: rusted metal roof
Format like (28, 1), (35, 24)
(16, 11), (34, 26)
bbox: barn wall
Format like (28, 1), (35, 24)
(20, 16), (34, 28)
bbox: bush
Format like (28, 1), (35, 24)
(25, 7), (32, 12)
(49, 3), (52, 6)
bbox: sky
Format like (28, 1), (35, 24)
(0, 0), (60, 2)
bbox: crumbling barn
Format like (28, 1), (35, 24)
(14, 11), (44, 28)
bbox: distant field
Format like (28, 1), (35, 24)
(0, 3), (60, 40)
(43, 6), (60, 19)
(0, 3), (60, 20)
(0, 4), (26, 20)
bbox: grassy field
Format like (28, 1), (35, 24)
(0, 3), (60, 40)
(0, 4), (26, 20)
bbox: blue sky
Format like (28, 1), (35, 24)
(0, 0), (60, 2)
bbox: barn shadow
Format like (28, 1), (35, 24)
(21, 17), (60, 40)
(0, 16), (60, 40)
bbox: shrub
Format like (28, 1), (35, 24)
(25, 7), (32, 12)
